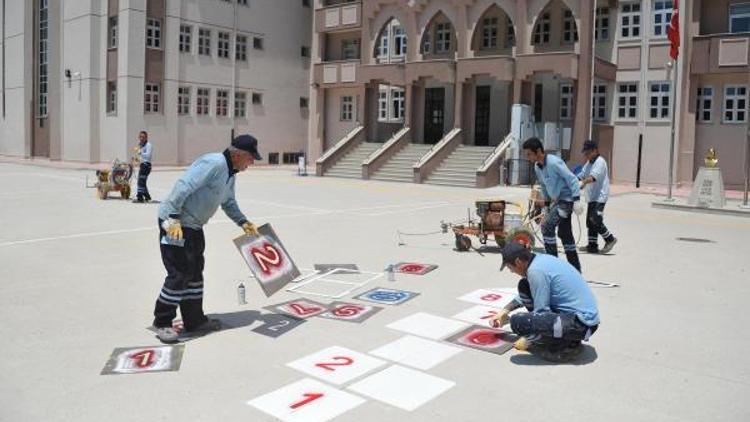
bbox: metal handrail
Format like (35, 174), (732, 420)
(478, 133), (515, 173)
(316, 125), (364, 164)
(363, 127), (410, 166)
(413, 128), (462, 169)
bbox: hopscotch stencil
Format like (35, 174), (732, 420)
(252, 314), (306, 338)
(354, 287), (420, 306)
(369, 335), (463, 370)
(286, 268), (382, 299)
(101, 345), (185, 375)
(314, 264), (359, 273)
(286, 346), (387, 385)
(234, 224), (301, 297)
(247, 378), (366, 422)
(452, 305), (528, 327)
(458, 289), (516, 308)
(347, 365), (455, 412)
(444, 326), (516, 355)
(394, 262), (438, 275)
(317, 302), (383, 324)
(265, 299), (330, 319)
(386, 312), (469, 340)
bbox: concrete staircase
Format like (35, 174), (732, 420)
(323, 142), (381, 179)
(424, 145), (497, 187)
(371, 144), (433, 183)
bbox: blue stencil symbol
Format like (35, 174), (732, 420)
(368, 290), (408, 302)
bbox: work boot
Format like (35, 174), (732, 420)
(534, 341), (584, 363)
(185, 318), (222, 334)
(156, 326), (180, 344)
(579, 245), (599, 254)
(601, 238), (618, 254)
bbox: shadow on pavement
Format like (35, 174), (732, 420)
(509, 344), (599, 366)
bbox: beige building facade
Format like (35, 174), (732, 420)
(309, 0), (750, 188)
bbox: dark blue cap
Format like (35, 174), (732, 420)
(582, 139), (598, 153)
(232, 134), (262, 160)
(500, 242), (531, 271)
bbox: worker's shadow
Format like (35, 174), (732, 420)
(509, 345), (598, 366)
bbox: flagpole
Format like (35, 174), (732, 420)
(666, 59), (678, 202)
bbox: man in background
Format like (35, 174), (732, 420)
(133, 131), (153, 203)
(577, 140), (617, 254)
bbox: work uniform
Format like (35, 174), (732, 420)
(533, 154), (582, 272)
(153, 149), (249, 330)
(577, 155), (616, 252)
(510, 254), (599, 351)
(136, 141), (153, 202)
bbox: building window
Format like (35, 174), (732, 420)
(595, 7), (610, 41)
(179, 25), (192, 53)
(253, 37), (264, 50)
(196, 88), (210, 115)
(506, 16), (515, 47)
(696, 87), (713, 123)
(283, 152), (302, 165)
(146, 18), (162, 49)
(563, 10), (579, 43)
(533, 12), (551, 45)
(378, 90), (388, 121)
(559, 83), (574, 120)
(302, 0), (311, 7)
(592, 84), (607, 121)
(236, 35), (248, 61)
(342, 39), (360, 60)
(482, 17), (498, 49)
(653, 1), (673, 37)
(340, 96), (354, 121)
(648, 82), (671, 119)
(217, 32), (230, 59)
(107, 82), (117, 114)
(723, 85), (748, 123)
(252, 92), (263, 105)
(238, 0), (248, 5)
(730, 3), (750, 33)
(620, 2), (641, 39)
(422, 32), (431, 54)
(144, 83), (160, 113)
(378, 20), (406, 62)
(198, 28), (211, 56)
(300, 97), (309, 108)
(178, 86), (191, 115)
(393, 25), (407, 57)
(38, 0), (49, 117)
(301, 46), (311, 57)
(216, 90), (229, 117)
(391, 88), (405, 121)
(268, 152), (280, 165)
(617, 83), (638, 119)
(108, 17), (118, 49)
(435, 22), (452, 53)
(235, 92), (246, 117)
(377, 86), (404, 123)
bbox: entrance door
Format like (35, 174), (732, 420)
(424, 87), (445, 144)
(475, 86), (491, 146)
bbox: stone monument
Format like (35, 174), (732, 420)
(688, 148), (726, 208)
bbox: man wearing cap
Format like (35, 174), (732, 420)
(132, 131), (153, 203)
(577, 140), (617, 254)
(152, 134), (262, 343)
(490, 242), (600, 362)
(523, 137), (582, 272)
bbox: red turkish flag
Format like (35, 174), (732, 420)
(667, 0), (680, 60)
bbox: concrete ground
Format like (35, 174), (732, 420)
(1, 161), (749, 422)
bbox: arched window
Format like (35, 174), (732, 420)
(375, 19), (407, 63)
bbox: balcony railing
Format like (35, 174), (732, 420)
(692, 33), (750, 74)
(315, 1), (361, 32)
(314, 60), (360, 85)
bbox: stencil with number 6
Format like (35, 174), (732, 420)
(286, 346), (387, 385)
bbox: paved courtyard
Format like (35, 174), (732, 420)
(1, 161), (749, 422)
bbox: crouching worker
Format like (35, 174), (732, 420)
(490, 242), (600, 362)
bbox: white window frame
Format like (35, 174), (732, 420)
(378, 20), (406, 63)
(648, 81), (671, 120)
(620, 2), (642, 39)
(723, 85), (748, 123)
(109, 17), (118, 49)
(390, 88), (405, 121)
(144, 83), (160, 113)
(482, 17), (499, 49)
(196, 88), (210, 116)
(563, 10), (578, 44)
(107, 82), (117, 114)
(342, 39), (359, 60)
(393, 24), (407, 58)
(177, 86), (191, 115)
(179, 25), (192, 53)
(340, 95), (354, 121)
(595, 7), (610, 41)
(217, 32), (230, 59)
(235, 92), (246, 118)
(198, 28), (211, 56)
(533, 12), (551, 45)
(216, 90), (229, 117)
(378, 89), (388, 121)
(236, 35), (248, 61)
(592, 84), (607, 122)
(559, 83), (574, 120)
(730, 3), (750, 33)
(435, 22), (452, 53)
(696, 86), (713, 123)
(652, 1), (673, 38)
(506, 16), (515, 47)
(616, 82), (639, 120)
(146, 18), (162, 49)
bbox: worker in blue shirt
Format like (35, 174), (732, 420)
(152, 134), (262, 344)
(524, 137), (582, 272)
(490, 242), (600, 362)
(133, 131), (153, 203)
(577, 140), (617, 254)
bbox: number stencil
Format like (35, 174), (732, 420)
(247, 378), (365, 422)
(101, 345), (185, 375)
(457, 288), (517, 308)
(234, 224), (301, 297)
(354, 287), (420, 306)
(264, 299), (330, 319)
(393, 262), (438, 275)
(317, 301), (383, 324)
(444, 325), (516, 355)
(286, 346), (387, 385)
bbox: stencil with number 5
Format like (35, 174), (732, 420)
(286, 346), (387, 385)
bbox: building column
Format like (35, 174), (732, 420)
(454, 80), (464, 129)
(308, 86), (325, 160)
(570, 0), (594, 163)
(404, 82), (414, 129)
(511, 0), (528, 105)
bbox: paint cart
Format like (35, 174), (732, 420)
(442, 198), (536, 252)
(86, 157), (136, 200)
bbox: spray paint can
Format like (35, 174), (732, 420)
(386, 264), (396, 282)
(237, 282), (246, 305)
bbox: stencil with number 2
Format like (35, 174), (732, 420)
(286, 346), (386, 385)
